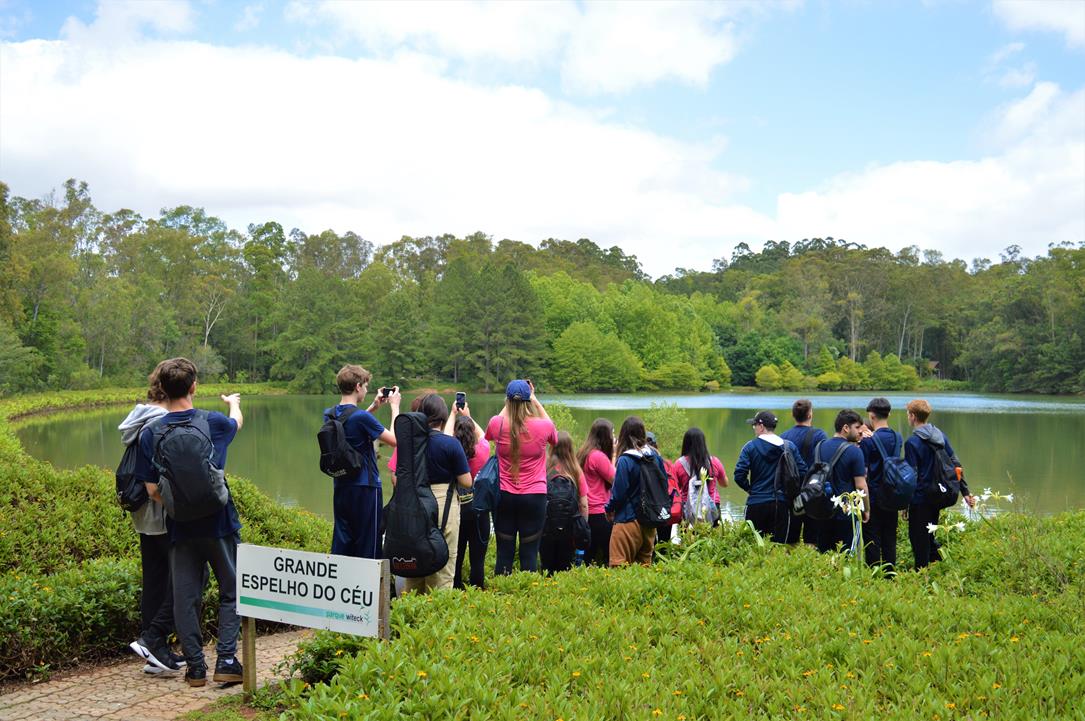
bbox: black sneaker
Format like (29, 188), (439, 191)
(168, 650), (187, 668)
(129, 639), (180, 673)
(213, 657), (243, 684)
(185, 663), (207, 688)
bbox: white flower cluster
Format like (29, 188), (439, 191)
(979, 488), (1014, 503)
(926, 521), (967, 534)
(830, 489), (867, 518)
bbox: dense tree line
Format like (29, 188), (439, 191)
(0, 180), (1081, 395)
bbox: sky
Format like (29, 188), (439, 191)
(0, 0), (1082, 277)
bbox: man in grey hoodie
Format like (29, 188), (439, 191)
(119, 379), (182, 675)
(904, 399), (975, 569)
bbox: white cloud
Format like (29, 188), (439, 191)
(992, 0), (1085, 48)
(0, 4), (1080, 279)
(235, 3), (265, 33)
(60, 0), (193, 44)
(998, 61), (1036, 88)
(284, 0), (778, 95)
(775, 83), (1085, 262)
(0, 34), (771, 276)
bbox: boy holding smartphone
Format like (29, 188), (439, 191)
(325, 365), (400, 559)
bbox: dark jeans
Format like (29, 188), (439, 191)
(332, 484), (383, 559)
(539, 532), (575, 575)
(817, 517), (855, 553)
(864, 504), (899, 570)
(454, 508), (490, 589)
(786, 511), (820, 545)
(745, 501), (788, 543)
(656, 524), (674, 543)
(171, 534), (240, 668)
(494, 492), (547, 575)
(587, 513), (613, 567)
(139, 533), (174, 651)
(908, 502), (943, 569)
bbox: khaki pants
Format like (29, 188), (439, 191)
(403, 484), (460, 594)
(609, 520), (655, 567)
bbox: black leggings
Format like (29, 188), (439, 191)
(587, 513), (613, 566)
(494, 493), (547, 575)
(138, 533), (174, 651)
(454, 508), (490, 589)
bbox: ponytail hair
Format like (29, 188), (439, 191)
(548, 431), (582, 483)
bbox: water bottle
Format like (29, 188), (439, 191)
(574, 549), (586, 567)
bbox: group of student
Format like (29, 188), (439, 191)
(117, 357), (972, 689)
(325, 365), (973, 593)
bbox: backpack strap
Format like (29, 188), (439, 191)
(824, 440), (851, 475)
(330, 405), (360, 423)
(439, 476), (455, 533)
(801, 426), (816, 459)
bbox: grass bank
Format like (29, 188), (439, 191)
(191, 513), (1083, 721)
(0, 385), (332, 681)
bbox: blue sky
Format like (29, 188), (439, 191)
(1, 0), (1082, 275)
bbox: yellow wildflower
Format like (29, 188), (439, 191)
(417, 671), (428, 678)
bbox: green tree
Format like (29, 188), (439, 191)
(551, 321), (641, 392)
(755, 364), (782, 390)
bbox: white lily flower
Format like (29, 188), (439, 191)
(926, 523), (939, 534)
(1004, 493), (1014, 503)
(856, 489), (867, 498)
(954, 522), (966, 532)
(983, 487), (992, 497)
(831, 495), (844, 508)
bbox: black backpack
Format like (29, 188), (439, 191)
(545, 471), (580, 536)
(149, 410), (229, 522)
(924, 438), (961, 510)
(634, 451), (672, 527)
(317, 406), (365, 479)
(775, 445), (803, 501)
(792, 440), (849, 521)
(383, 413), (455, 578)
(115, 442), (147, 512)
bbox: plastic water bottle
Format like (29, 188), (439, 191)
(574, 549), (586, 567)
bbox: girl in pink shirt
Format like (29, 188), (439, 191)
(672, 427), (728, 526)
(486, 379), (557, 575)
(539, 431), (589, 574)
(576, 418), (616, 566)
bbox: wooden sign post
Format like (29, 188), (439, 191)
(236, 545), (391, 698)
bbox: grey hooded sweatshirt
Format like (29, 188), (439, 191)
(119, 403), (169, 535)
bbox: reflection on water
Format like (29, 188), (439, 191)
(15, 392), (1085, 520)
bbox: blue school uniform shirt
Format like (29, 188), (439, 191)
(858, 427), (901, 503)
(817, 437), (866, 519)
(780, 425), (829, 470)
(733, 436), (807, 505)
(135, 409), (241, 542)
(421, 433), (470, 485)
(325, 404), (385, 488)
(605, 449), (667, 524)
(904, 425), (957, 505)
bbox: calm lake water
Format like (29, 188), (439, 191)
(15, 392), (1085, 519)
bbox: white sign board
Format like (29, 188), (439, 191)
(237, 544), (388, 638)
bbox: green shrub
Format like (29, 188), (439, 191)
(276, 514), (1084, 721)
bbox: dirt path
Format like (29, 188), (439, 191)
(0, 630), (310, 721)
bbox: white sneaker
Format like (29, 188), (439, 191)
(142, 663), (163, 675)
(129, 639), (179, 672)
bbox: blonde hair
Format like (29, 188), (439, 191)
(906, 399), (932, 423)
(505, 398), (535, 483)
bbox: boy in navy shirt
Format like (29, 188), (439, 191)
(134, 358), (243, 688)
(325, 364), (399, 559)
(780, 399), (828, 545)
(815, 409), (869, 553)
(734, 411), (806, 543)
(858, 398), (902, 570)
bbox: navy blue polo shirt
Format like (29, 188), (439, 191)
(325, 404), (385, 488)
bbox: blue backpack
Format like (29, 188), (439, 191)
(471, 419), (502, 514)
(870, 431), (917, 511)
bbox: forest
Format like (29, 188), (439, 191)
(1, 179), (1082, 396)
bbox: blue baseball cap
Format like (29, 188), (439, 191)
(506, 379), (531, 401)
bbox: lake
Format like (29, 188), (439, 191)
(15, 392), (1085, 519)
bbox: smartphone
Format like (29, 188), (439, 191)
(382, 387), (392, 398)
(455, 391), (466, 409)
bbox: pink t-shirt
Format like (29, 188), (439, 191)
(673, 455), (727, 505)
(485, 415), (557, 495)
(581, 449), (616, 515)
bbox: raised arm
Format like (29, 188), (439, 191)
(221, 394), (243, 430)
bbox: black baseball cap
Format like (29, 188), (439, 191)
(746, 411), (778, 428)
